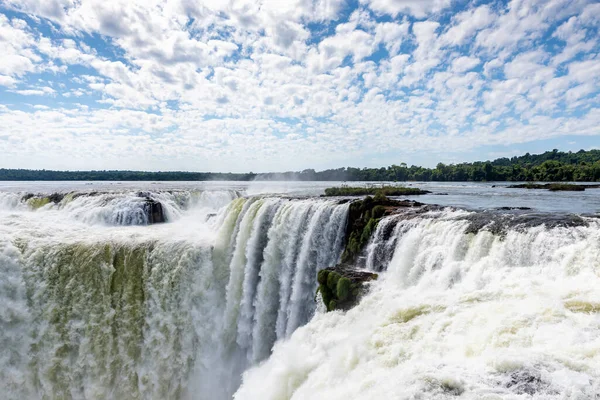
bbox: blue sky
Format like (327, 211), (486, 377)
(0, 0), (598, 172)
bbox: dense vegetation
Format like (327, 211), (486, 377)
(316, 268), (377, 312)
(1, 149), (599, 181)
(324, 186), (430, 196)
(0, 169), (256, 181)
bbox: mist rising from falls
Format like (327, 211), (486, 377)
(235, 209), (600, 399)
(0, 190), (240, 226)
(0, 194), (348, 400)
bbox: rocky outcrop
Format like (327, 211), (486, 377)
(138, 193), (166, 224)
(316, 194), (424, 312)
(316, 266), (378, 312)
(507, 183), (600, 191)
(342, 193), (423, 263)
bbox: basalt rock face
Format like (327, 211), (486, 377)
(316, 195), (424, 312)
(341, 194), (424, 263)
(138, 193), (166, 224)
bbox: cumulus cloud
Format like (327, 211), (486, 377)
(0, 0), (598, 171)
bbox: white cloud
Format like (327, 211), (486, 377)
(0, 0), (598, 171)
(451, 56), (480, 73)
(11, 86), (55, 96)
(441, 4), (494, 46)
(361, 0), (452, 18)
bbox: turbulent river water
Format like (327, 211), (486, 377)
(1, 182), (599, 400)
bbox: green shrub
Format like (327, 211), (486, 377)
(317, 269), (330, 285)
(374, 190), (387, 202)
(328, 300), (337, 311)
(327, 271), (341, 291)
(336, 277), (351, 301)
(360, 218), (378, 244)
(324, 186), (429, 196)
(318, 285), (333, 308)
(372, 205), (386, 219)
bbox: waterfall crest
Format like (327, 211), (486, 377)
(235, 209), (600, 399)
(0, 194), (349, 400)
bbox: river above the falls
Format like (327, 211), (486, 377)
(1, 180), (599, 215)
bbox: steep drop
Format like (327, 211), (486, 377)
(0, 194), (349, 400)
(235, 209), (600, 399)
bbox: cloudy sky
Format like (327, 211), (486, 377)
(0, 0), (599, 172)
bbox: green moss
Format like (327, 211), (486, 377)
(28, 197), (50, 209)
(565, 300), (600, 313)
(360, 218), (378, 244)
(336, 277), (351, 301)
(372, 205), (386, 219)
(317, 269), (330, 285)
(373, 191), (387, 203)
(329, 300), (337, 311)
(327, 271), (341, 291)
(318, 285), (333, 309)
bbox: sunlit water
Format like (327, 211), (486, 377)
(0, 181), (599, 399)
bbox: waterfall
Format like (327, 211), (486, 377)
(235, 209), (600, 399)
(0, 190), (240, 226)
(0, 192), (349, 400)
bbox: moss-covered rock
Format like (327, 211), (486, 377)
(326, 271), (341, 291)
(317, 269), (330, 285)
(316, 266), (378, 312)
(341, 193), (423, 264)
(28, 197), (51, 209)
(336, 277), (351, 301)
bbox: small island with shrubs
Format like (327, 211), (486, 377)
(323, 185), (430, 197)
(315, 192), (425, 312)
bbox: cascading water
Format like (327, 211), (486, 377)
(0, 190), (240, 225)
(235, 209), (600, 399)
(0, 191), (349, 400)
(4, 187), (600, 400)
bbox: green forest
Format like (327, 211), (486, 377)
(2, 149), (600, 182)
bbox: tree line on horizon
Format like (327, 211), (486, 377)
(1, 149), (599, 182)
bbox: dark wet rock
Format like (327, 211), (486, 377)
(464, 211), (588, 235)
(48, 193), (65, 204)
(342, 194), (424, 263)
(433, 192), (449, 195)
(142, 198), (165, 224)
(21, 193), (64, 206)
(496, 206), (532, 211)
(316, 265), (378, 312)
(507, 183), (598, 191)
(506, 370), (549, 395)
(71, 191), (100, 200)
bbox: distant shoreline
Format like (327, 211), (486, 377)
(2, 149), (599, 182)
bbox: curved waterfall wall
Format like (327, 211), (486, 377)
(0, 193), (349, 400)
(236, 209), (600, 399)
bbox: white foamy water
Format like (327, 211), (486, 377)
(235, 209), (600, 399)
(0, 189), (240, 225)
(2, 183), (599, 400)
(0, 190), (348, 400)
